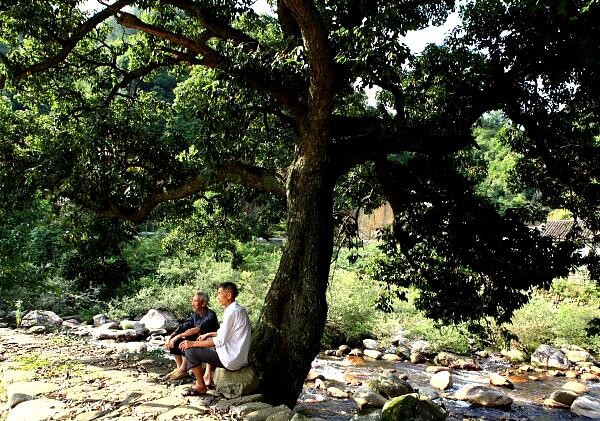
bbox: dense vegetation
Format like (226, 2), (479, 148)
(1, 0), (599, 405)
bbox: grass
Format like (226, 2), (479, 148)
(13, 354), (87, 378)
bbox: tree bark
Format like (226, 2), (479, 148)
(251, 131), (334, 407)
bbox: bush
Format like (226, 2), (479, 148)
(505, 296), (555, 353)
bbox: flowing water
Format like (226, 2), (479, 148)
(294, 354), (600, 420)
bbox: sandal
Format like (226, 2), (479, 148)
(181, 387), (207, 397)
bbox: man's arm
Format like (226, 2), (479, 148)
(179, 337), (214, 351)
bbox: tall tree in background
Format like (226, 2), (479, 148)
(1, 0), (598, 405)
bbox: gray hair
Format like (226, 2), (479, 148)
(194, 291), (209, 306)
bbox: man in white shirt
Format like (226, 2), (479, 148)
(179, 282), (251, 396)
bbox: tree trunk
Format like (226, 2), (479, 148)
(251, 139), (334, 407)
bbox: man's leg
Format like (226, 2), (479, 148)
(203, 363), (213, 386)
(190, 365), (208, 393)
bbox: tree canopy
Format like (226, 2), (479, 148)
(1, 0), (599, 405)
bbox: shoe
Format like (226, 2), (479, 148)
(181, 387), (207, 396)
(169, 369), (189, 380)
(163, 368), (178, 379)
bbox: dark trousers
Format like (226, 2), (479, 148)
(168, 335), (199, 356)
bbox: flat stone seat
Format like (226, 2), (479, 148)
(214, 366), (259, 399)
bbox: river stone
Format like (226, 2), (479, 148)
(381, 393), (447, 421)
(543, 398), (570, 409)
(306, 370), (323, 381)
(549, 389), (578, 406)
(430, 371), (452, 390)
(353, 388), (388, 410)
(214, 393), (264, 411)
(454, 384), (512, 407)
(20, 310), (63, 328)
(157, 406), (207, 421)
(434, 352), (479, 370)
(231, 402), (273, 417)
(488, 372), (514, 389)
(93, 314), (108, 327)
(327, 386), (349, 398)
(350, 408), (382, 421)
(27, 325), (46, 334)
(139, 309), (179, 333)
(214, 366), (259, 399)
(591, 365), (600, 374)
(338, 344), (351, 354)
(363, 349), (383, 360)
(411, 340), (434, 356)
(562, 381), (588, 394)
(571, 395), (600, 418)
(363, 339), (380, 350)
(7, 381), (60, 408)
(266, 406), (295, 421)
(291, 414), (326, 421)
(62, 319), (80, 329)
(120, 320), (146, 330)
(246, 405), (291, 421)
(7, 398), (66, 421)
(417, 387), (439, 400)
(349, 348), (364, 357)
(395, 344), (411, 359)
(92, 327), (145, 342)
(531, 345), (570, 370)
(382, 353), (401, 362)
(565, 370), (579, 378)
(501, 348), (527, 362)
(426, 366), (450, 373)
(581, 373), (598, 381)
(410, 352), (426, 364)
(368, 373), (413, 398)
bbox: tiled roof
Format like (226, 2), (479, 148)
(540, 220), (595, 240)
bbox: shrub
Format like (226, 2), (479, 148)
(506, 296), (555, 353)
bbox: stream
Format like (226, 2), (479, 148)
(294, 354), (600, 420)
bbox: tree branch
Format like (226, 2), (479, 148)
(98, 162), (286, 223)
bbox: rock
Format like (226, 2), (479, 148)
(475, 350), (489, 358)
(350, 408), (382, 421)
(26, 325), (46, 334)
(266, 406), (295, 421)
(315, 378), (327, 390)
(231, 402), (273, 417)
(139, 309), (179, 333)
(20, 310), (63, 328)
(327, 386), (349, 398)
(571, 395), (600, 418)
(581, 372), (598, 381)
(562, 345), (595, 363)
(62, 319), (80, 329)
(411, 340), (434, 356)
(353, 388), (388, 410)
(548, 370), (566, 377)
(363, 339), (380, 350)
(324, 350), (336, 356)
(368, 373), (413, 398)
(395, 344), (411, 359)
(120, 319), (146, 330)
(349, 348), (363, 357)
(381, 393), (447, 421)
(214, 366), (259, 399)
(430, 371), (452, 390)
(99, 321), (120, 330)
(454, 384), (512, 407)
(214, 394), (264, 411)
(518, 364), (533, 372)
(501, 348), (527, 362)
(382, 353), (401, 362)
(416, 387), (439, 400)
(591, 365), (600, 374)
(93, 314), (108, 327)
(561, 381), (588, 394)
(6, 398), (66, 421)
(6, 381), (60, 408)
(410, 352), (425, 364)
(338, 344), (351, 354)
(488, 372), (514, 389)
(363, 349), (383, 360)
(548, 389), (578, 406)
(434, 352), (480, 370)
(543, 398), (570, 409)
(566, 370), (579, 378)
(305, 370), (324, 381)
(290, 414), (326, 421)
(335, 349), (345, 357)
(426, 366), (450, 374)
(91, 328), (144, 342)
(246, 405), (292, 421)
(109, 341), (148, 354)
(577, 361), (594, 369)
(531, 345), (570, 370)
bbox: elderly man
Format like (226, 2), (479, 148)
(179, 282), (251, 396)
(164, 291), (219, 380)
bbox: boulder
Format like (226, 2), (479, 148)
(454, 384), (512, 408)
(368, 373), (413, 399)
(488, 372), (514, 389)
(434, 352), (480, 370)
(353, 388), (388, 410)
(215, 366), (259, 399)
(395, 344), (411, 359)
(416, 387), (439, 400)
(305, 370), (324, 381)
(561, 381), (588, 394)
(581, 373), (598, 381)
(214, 394), (264, 411)
(246, 405), (292, 421)
(92, 314), (108, 327)
(531, 345), (569, 370)
(91, 328), (145, 342)
(426, 366), (450, 374)
(20, 310), (62, 328)
(562, 345), (595, 363)
(6, 398), (66, 421)
(231, 402), (273, 417)
(543, 398), (570, 409)
(338, 344), (351, 354)
(411, 340), (434, 356)
(571, 395), (600, 419)
(549, 389), (578, 406)
(139, 309), (179, 333)
(7, 381), (60, 408)
(410, 352), (426, 364)
(327, 387), (349, 398)
(27, 326), (46, 334)
(363, 339), (380, 350)
(349, 348), (364, 357)
(381, 393), (447, 421)
(350, 408), (382, 421)
(62, 319), (80, 329)
(382, 354), (401, 362)
(429, 371), (452, 390)
(265, 406), (295, 421)
(120, 320), (146, 331)
(363, 349), (383, 360)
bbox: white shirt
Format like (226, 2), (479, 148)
(213, 301), (251, 370)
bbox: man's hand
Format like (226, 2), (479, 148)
(198, 333), (210, 341)
(179, 340), (194, 352)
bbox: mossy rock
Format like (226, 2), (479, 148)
(381, 393), (447, 421)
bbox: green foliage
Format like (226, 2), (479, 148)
(14, 299), (22, 327)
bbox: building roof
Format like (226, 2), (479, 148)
(540, 220), (595, 240)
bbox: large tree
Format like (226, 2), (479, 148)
(1, 0), (599, 406)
